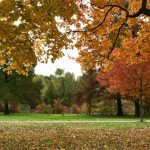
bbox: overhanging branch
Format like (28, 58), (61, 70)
(107, 17), (128, 58)
(91, 0), (150, 18)
(91, 6), (113, 31)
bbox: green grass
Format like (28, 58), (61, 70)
(0, 113), (150, 121)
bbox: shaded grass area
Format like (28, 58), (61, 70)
(0, 122), (150, 149)
(0, 113), (150, 121)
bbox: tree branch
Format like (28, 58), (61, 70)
(107, 17), (128, 58)
(92, 0), (150, 18)
(91, 6), (113, 31)
(91, 4), (129, 15)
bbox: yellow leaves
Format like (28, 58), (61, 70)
(0, 0), (81, 75)
(77, 1), (148, 69)
(90, 0), (108, 6)
(91, 0), (126, 7)
(0, 0), (15, 15)
(21, 70), (29, 76)
(129, 0), (142, 14)
(0, 0), (149, 76)
(0, 59), (6, 65)
(103, 60), (113, 71)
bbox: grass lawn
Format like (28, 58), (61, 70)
(0, 122), (150, 149)
(0, 113), (150, 121)
(0, 114), (150, 149)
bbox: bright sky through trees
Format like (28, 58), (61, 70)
(35, 49), (82, 77)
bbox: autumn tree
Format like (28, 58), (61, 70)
(97, 59), (150, 121)
(0, 0), (150, 116)
(0, 0), (81, 74)
(74, 0), (150, 71)
(0, 0), (149, 74)
(73, 0), (150, 118)
(0, 0), (81, 114)
(97, 68), (124, 116)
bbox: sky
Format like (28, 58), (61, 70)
(35, 49), (83, 78)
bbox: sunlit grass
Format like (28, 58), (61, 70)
(0, 113), (150, 121)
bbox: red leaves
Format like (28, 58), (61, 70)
(97, 59), (150, 100)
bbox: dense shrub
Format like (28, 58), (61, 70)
(53, 100), (64, 114)
(10, 103), (20, 113)
(36, 103), (52, 114)
(0, 103), (3, 112)
(20, 104), (31, 113)
(72, 104), (81, 114)
(0, 102), (20, 113)
(95, 100), (115, 116)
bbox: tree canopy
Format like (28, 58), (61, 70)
(75, 0), (150, 70)
(0, 0), (149, 74)
(0, 0), (79, 74)
(97, 59), (150, 101)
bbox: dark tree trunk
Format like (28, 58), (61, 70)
(4, 101), (10, 115)
(52, 108), (55, 114)
(88, 99), (92, 115)
(134, 100), (140, 117)
(4, 72), (10, 115)
(139, 100), (144, 122)
(116, 93), (124, 116)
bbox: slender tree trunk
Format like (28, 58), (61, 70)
(88, 99), (92, 115)
(116, 93), (124, 116)
(139, 100), (143, 122)
(52, 108), (55, 114)
(134, 100), (140, 117)
(4, 72), (10, 115)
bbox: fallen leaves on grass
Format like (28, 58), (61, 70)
(0, 123), (149, 150)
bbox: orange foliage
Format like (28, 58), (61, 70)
(0, 0), (150, 75)
(97, 59), (150, 101)
(75, 0), (150, 71)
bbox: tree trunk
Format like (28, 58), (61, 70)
(4, 101), (10, 115)
(4, 72), (10, 115)
(139, 100), (144, 122)
(116, 93), (124, 116)
(134, 100), (140, 117)
(88, 99), (92, 115)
